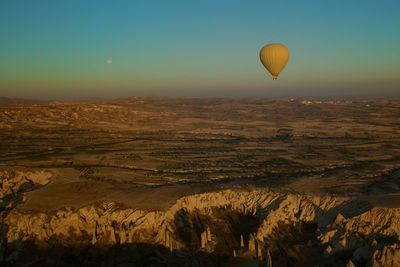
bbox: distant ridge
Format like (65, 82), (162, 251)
(1, 96), (397, 107)
(0, 97), (48, 107)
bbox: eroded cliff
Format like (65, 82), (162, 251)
(1, 170), (399, 266)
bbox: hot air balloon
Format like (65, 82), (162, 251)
(260, 43), (290, 80)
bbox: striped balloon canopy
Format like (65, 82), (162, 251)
(259, 43), (290, 80)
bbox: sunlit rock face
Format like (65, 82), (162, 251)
(1, 173), (399, 266)
(0, 170), (52, 213)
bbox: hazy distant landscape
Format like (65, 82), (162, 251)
(1, 97), (399, 266)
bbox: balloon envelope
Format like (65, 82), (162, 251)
(260, 43), (290, 80)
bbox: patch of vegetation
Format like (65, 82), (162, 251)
(78, 167), (115, 183)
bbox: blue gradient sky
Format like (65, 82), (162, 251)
(1, 0), (399, 99)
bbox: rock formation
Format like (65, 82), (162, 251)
(1, 171), (399, 266)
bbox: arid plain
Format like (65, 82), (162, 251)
(1, 97), (400, 266)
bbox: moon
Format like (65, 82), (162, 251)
(106, 59), (112, 65)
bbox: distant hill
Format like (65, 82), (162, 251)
(0, 97), (48, 107)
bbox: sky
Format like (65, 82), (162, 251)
(0, 0), (399, 99)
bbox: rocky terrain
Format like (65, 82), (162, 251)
(0, 97), (399, 266)
(1, 169), (400, 266)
